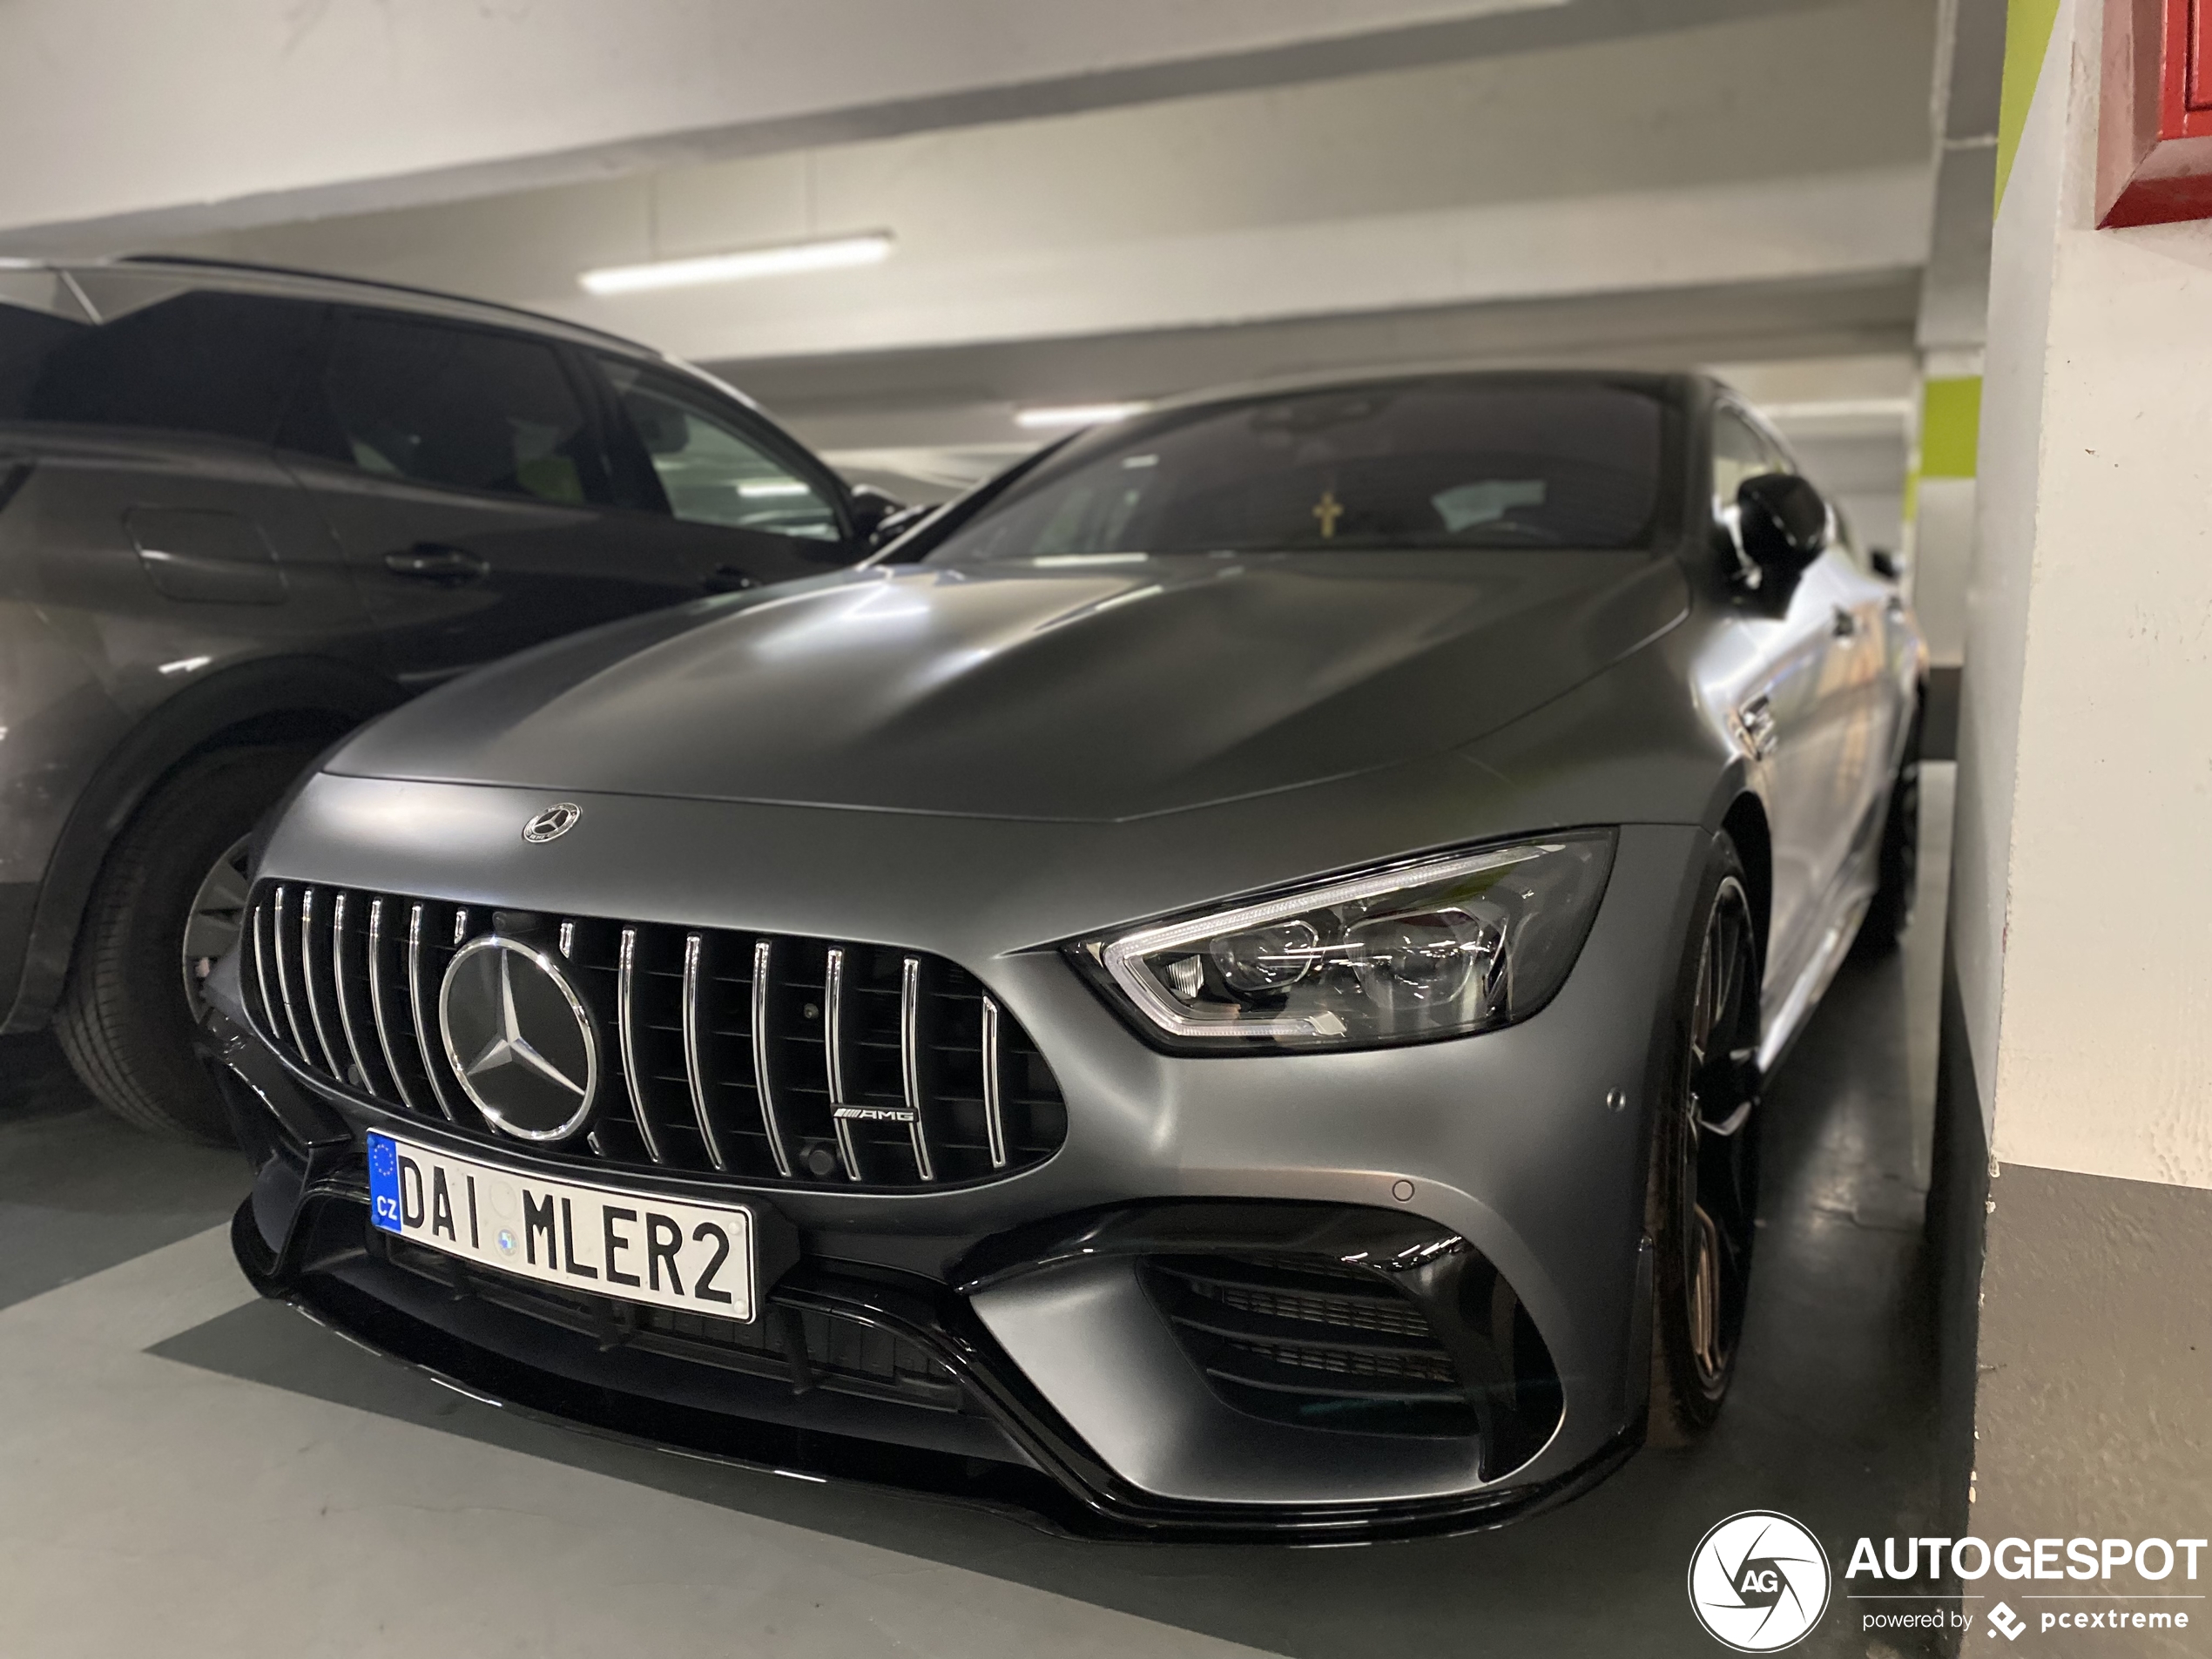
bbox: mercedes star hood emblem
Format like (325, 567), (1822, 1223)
(523, 802), (582, 843)
(438, 934), (599, 1141)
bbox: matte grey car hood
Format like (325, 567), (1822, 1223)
(329, 551), (1688, 822)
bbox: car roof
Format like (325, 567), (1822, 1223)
(1135, 365), (1691, 421)
(7, 254), (658, 361)
(0, 253), (792, 420)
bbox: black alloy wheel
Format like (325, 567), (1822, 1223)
(1649, 845), (1763, 1440)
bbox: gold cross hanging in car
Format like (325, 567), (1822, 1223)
(1312, 489), (1344, 539)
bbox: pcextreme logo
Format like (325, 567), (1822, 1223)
(1688, 1511), (1832, 1651)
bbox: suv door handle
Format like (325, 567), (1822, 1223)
(384, 543), (489, 585)
(1831, 605), (1859, 638)
(704, 564), (760, 593)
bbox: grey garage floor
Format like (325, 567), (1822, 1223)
(0, 770), (1953, 1659)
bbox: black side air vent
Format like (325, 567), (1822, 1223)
(1143, 1254), (1479, 1439)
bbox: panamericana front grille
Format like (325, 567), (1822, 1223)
(1143, 1255), (1478, 1438)
(240, 883), (1067, 1189)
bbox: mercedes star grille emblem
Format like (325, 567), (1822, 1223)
(438, 934), (599, 1142)
(523, 802), (582, 843)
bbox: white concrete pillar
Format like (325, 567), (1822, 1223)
(1907, 0), (2004, 756)
(1940, 0), (2212, 1576)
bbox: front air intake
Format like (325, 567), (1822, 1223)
(239, 882), (1066, 1190)
(1142, 1254), (1479, 1438)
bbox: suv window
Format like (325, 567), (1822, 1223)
(285, 314), (605, 505)
(0, 305), (84, 418)
(596, 357), (841, 540)
(0, 291), (325, 443)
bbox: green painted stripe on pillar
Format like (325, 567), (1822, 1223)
(1994, 0), (2062, 212)
(1922, 376), (1983, 479)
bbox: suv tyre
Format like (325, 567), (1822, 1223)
(56, 743), (315, 1142)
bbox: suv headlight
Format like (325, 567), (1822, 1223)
(1073, 832), (1615, 1051)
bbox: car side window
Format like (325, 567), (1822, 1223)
(1829, 502), (1869, 573)
(286, 314), (606, 506)
(595, 357), (842, 541)
(5, 291), (326, 442)
(1710, 405), (1783, 520)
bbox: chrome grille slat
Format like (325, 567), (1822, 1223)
(981, 994), (1008, 1170)
(616, 927), (667, 1163)
(681, 932), (725, 1171)
(825, 945), (864, 1182)
(269, 885), (313, 1059)
(240, 884), (1065, 1190)
(750, 937), (793, 1177)
(328, 892), (376, 1093)
(250, 895), (282, 1050)
(900, 955), (936, 1183)
(298, 887), (346, 1078)
(365, 897), (425, 1116)
(406, 901), (462, 1123)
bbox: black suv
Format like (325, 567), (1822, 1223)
(0, 256), (894, 1140)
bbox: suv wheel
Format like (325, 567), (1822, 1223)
(56, 744), (315, 1142)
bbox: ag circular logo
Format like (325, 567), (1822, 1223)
(1688, 1511), (1831, 1652)
(523, 802), (582, 843)
(438, 934), (599, 1142)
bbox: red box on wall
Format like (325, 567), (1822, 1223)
(2100, 0), (2212, 225)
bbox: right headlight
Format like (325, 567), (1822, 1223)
(1071, 830), (1615, 1052)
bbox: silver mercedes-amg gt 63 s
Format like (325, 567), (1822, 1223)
(204, 372), (1924, 1540)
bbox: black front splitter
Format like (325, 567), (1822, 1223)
(232, 1198), (1638, 1546)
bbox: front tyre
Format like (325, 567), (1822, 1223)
(56, 744), (317, 1143)
(1648, 838), (1763, 1441)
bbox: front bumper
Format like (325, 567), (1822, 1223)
(209, 776), (1710, 1538)
(216, 1053), (1634, 1541)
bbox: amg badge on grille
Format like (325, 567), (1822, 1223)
(438, 935), (599, 1141)
(522, 802), (582, 843)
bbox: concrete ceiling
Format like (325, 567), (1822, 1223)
(4, 0), (1942, 536)
(0, 0), (1873, 249)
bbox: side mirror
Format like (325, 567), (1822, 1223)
(846, 484), (912, 548)
(849, 483), (943, 554)
(867, 501), (939, 550)
(1724, 472), (1828, 590)
(1869, 546), (1906, 582)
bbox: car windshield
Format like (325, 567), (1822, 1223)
(926, 381), (1667, 563)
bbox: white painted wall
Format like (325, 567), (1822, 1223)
(1958, 0), (2212, 1190)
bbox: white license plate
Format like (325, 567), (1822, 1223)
(367, 1130), (755, 1322)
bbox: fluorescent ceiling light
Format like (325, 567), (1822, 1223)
(738, 481), (809, 498)
(580, 233), (893, 296)
(1015, 401), (1151, 430)
(1035, 552), (1150, 565)
(1757, 397), (1913, 422)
